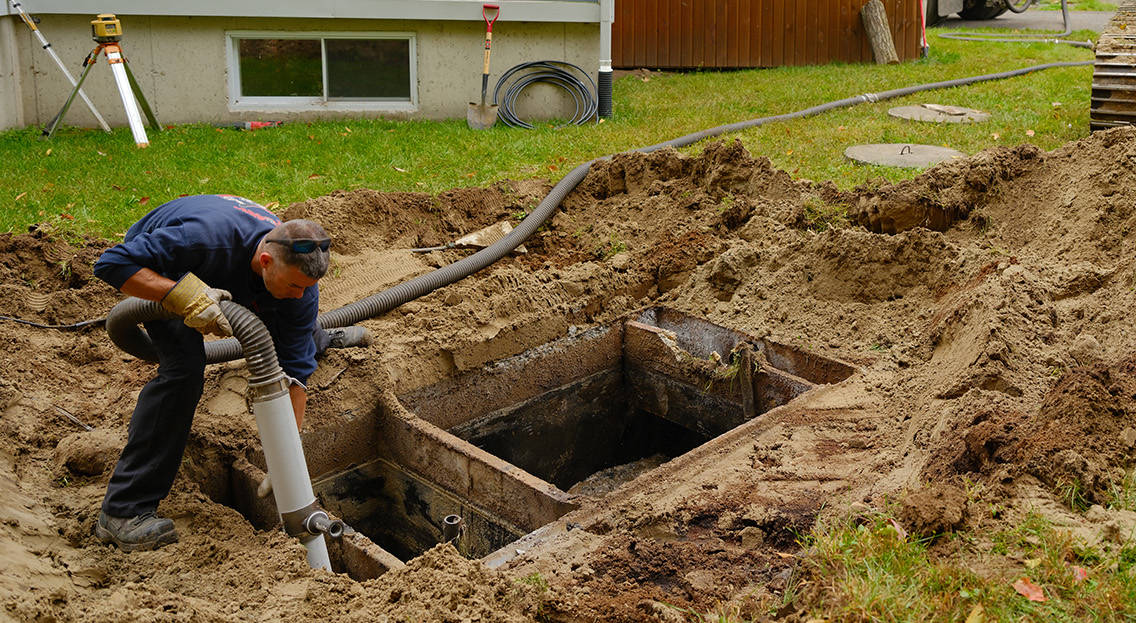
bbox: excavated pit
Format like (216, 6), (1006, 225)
(217, 307), (854, 579)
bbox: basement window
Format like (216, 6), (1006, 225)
(226, 31), (417, 111)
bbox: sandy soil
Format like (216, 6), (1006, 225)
(1, 127), (1135, 621)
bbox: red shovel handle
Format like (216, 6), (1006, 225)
(483, 4), (500, 33)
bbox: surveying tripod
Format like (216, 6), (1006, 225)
(42, 14), (159, 147)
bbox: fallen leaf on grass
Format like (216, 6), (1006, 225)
(1024, 557), (1042, 569)
(887, 517), (907, 540)
(393, 166), (408, 173)
(1071, 565), (1089, 583)
(965, 604), (984, 623)
(990, 133), (1000, 140)
(45, 148), (52, 156)
(1026, 129), (1035, 137)
(14, 192), (27, 201)
(1013, 577), (1046, 602)
(60, 213), (73, 220)
(264, 201), (280, 210)
(139, 196), (149, 205)
(464, 172), (476, 178)
(308, 173), (321, 180)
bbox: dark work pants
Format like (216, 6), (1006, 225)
(102, 318), (205, 518)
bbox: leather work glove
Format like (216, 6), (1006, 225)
(160, 272), (233, 337)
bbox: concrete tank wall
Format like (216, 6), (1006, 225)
(6, 14), (598, 130)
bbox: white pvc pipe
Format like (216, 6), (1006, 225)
(599, 0), (613, 71)
(251, 391), (332, 571)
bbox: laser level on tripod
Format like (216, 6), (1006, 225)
(42, 14), (160, 148)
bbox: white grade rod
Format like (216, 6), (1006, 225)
(105, 49), (148, 147)
(10, 1), (111, 132)
(252, 391), (333, 571)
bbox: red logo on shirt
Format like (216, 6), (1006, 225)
(226, 199), (281, 225)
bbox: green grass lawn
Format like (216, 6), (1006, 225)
(1037, 0), (1116, 11)
(0, 28), (1098, 239)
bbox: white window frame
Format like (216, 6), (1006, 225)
(225, 30), (418, 112)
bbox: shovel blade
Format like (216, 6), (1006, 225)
(467, 102), (499, 129)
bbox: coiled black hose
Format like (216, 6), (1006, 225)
(102, 60), (1090, 364)
(493, 61), (598, 129)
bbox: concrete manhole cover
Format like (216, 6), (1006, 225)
(888, 104), (990, 123)
(844, 143), (967, 168)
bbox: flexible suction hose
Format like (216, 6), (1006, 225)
(107, 60), (1090, 363)
(103, 298), (341, 570)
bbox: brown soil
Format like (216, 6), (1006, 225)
(2, 127), (1136, 621)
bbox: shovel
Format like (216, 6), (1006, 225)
(467, 4), (500, 130)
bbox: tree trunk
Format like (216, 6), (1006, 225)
(862, 0), (900, 64)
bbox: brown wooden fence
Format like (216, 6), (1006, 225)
(613, 0), (922, 69)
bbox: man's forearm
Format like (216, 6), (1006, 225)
(120, 268), (177, 301)
(289, 384), (307, 431)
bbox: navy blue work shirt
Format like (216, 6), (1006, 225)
(94, 194), (320, 383)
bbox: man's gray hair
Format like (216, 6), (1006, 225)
(264, 219), (330, 279)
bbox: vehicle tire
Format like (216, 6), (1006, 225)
(957, 1), (1009, 20)
(925, 0), (944, 26)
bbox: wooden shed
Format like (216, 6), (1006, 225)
(613, 0), (923, 69)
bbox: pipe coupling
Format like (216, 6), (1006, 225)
(442, 514), (464, 543)
(248, 376), (289, 401)
(282, 501), (345, 539)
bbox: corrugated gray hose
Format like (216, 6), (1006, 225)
(106, 299), (285, 386)
(108, 60), (1090, 364)
(939, 0), (1094, 49)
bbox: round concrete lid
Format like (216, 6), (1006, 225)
(844, 144), (967, 168)
(888, 104), (990, 123)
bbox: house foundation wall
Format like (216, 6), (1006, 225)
(6, 14), (598, 130)
(0, 16), (23, 130)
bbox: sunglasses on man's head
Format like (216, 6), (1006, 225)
(266, 237), (331, 253)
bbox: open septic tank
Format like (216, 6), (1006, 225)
(219, 307), (855, 579)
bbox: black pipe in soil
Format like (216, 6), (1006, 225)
(110, 61), (1088, 365)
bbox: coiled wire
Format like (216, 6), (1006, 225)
(493, 61), (597, 129)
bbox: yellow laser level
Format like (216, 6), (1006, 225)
(90, 14), (121, 43)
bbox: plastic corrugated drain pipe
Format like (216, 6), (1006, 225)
(135, 60), (1089, 364)
(105, 298), (344, 571)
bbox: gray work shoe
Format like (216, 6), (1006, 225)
(95, 511), (178, 552)
(326, 326), (372, 349)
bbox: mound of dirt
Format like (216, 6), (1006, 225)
(925, 356), (1136, 506)
(1, 127), (1135, 620)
